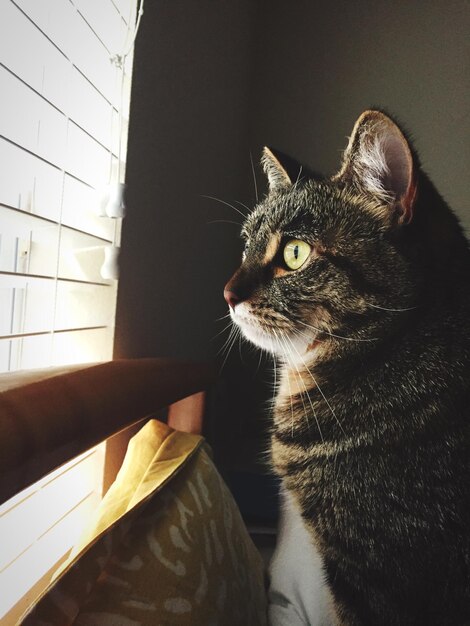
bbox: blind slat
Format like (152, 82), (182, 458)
(0, 66), (115, 186)
(0, 0), (136, 373)
(61, 175), (116, 241)
(0, 326), (108, 342)
(72, 0), (129, 58)
(0, 138), (116, 242)
(0, 327), (114, 372)
(0, 137), (63, 221)
(65, 122), (112, 188)
(13, 0), (120, 106)
(0, 0), (48, 95)
(1, 203), (114, 244)
(111, 0), (134, 24)
(0, 447), (102, 572)
(0, 271), (111, 288)
(0, 490), (101, 620)
(0, 66), (67, 168)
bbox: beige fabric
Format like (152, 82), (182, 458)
(24, 421), (267, 625)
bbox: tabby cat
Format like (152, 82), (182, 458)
(224, 111), (470, 625)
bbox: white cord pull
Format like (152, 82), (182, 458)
(101, 245), (120, 280)
(105, 182), (127, 218)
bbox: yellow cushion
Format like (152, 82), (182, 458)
(24, 420), (267, 625)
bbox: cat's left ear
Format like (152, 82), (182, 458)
(262, 147), (292, 192)
(334, 110), (417, 224)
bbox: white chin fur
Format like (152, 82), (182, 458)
(230, 303), (315, 362)
(237, 319), (277, 353)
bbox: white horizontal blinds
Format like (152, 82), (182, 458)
(0, 444), (106, 623)
(0, 0), (137, 372)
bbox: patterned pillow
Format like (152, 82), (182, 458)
(23, 420), (267, 625)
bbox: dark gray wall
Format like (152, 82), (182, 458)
(249, 0), (469, 228)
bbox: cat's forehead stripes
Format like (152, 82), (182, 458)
(262, 232), (281, 265)
(242, 185), (311, 239)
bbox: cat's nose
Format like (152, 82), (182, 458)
(224, 288), (241, 310)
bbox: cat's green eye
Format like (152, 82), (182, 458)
(283, 239), (311, 270)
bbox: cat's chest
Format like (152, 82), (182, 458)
(270, 429), (346, 534)
(270, 425), (458, 544)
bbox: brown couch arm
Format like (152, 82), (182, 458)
(0, 358), (214, 504)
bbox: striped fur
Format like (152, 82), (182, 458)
(226, 111), (470, 625)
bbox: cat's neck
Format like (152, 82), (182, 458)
(273, 288), (470, 452)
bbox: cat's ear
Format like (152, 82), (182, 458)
(262, 147), (292, 191)
(334, 111), (417, 224)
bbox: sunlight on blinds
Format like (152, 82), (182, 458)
(0, 442), (106, 622)
(0, 0), (138, 373)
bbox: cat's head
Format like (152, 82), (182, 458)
(224, 110), (423, 363)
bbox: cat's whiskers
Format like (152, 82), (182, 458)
(217, 323), (236, 357)
(215, 312), (232, 322)
(221, 325), (242, 372)
(238, 331), (245, 365)
(201, 194), (248, 219)
(275, 329), (317, 441)
(276, 333), (307, 411)
(297, 319), (378, 343)
(235, 199), (252, 215)
(249, 152), (259, 203)
(280, 330), (328, 444)
(278, 330), (318, 439)
(211, 320), (233, 341)
(286, 332), (346, 437)
(207, 219), (242, 226)
(273, 329), (296, 438)
(365, 301), (418, 313)
(270, 336), (278, 411)
(289, 326), (317, 346)
(254, 343), (265, 377)
(292, 165), (304, 191)
(218, 323), (241, 374)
